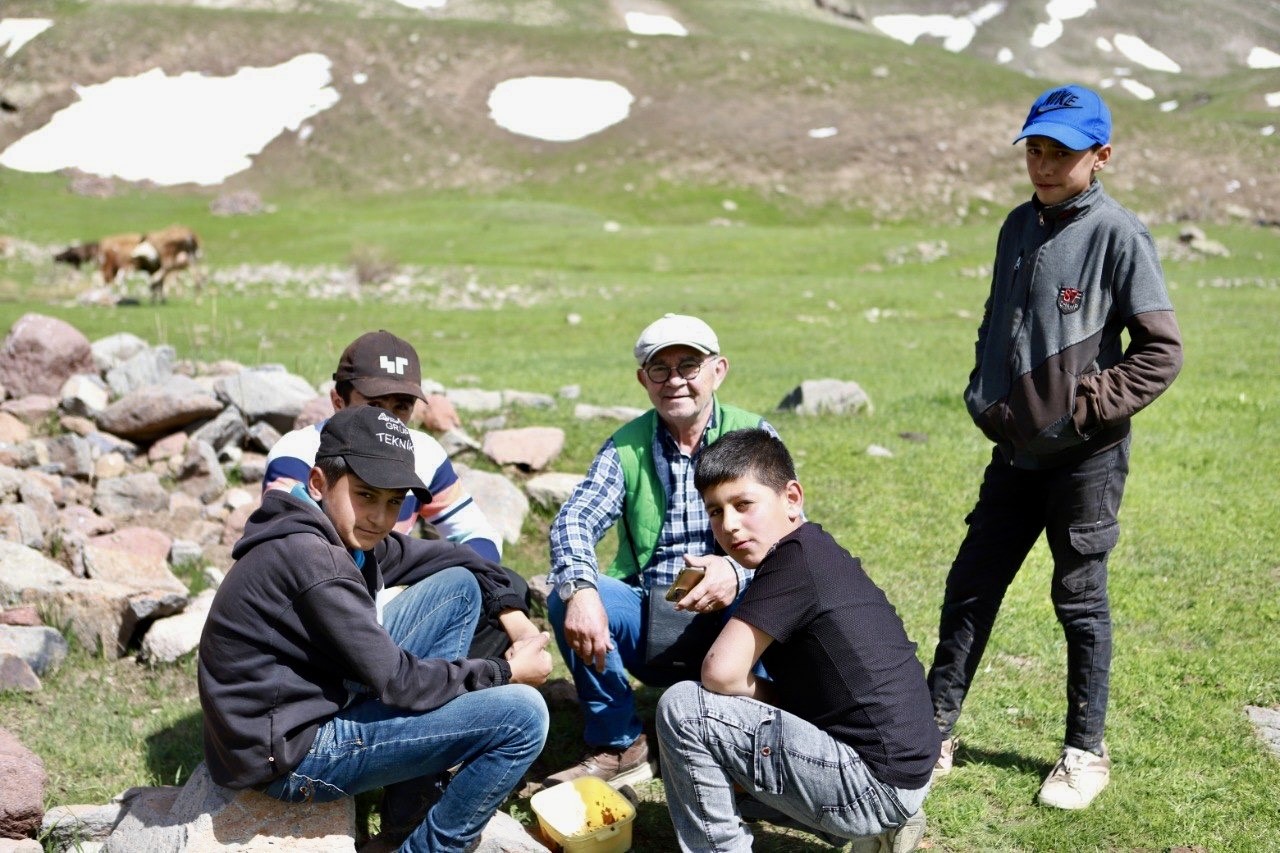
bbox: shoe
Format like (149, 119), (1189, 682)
(1037, 744), (1111, 810)
(543, 733), (657, 789)
(933, 736), (956, 778)
(847, 809), (926, 853)
(889, 809), (927, 853)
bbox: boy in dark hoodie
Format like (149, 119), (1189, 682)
(198, 405), (552, 852)
(926, 84), (1182, 810)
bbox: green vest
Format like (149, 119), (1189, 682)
(607, 401), (764, 581)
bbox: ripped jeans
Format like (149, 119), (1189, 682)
(260, 566), (548, 853)
(656, 682), (928, 853)
(927, 436), (1130, 753)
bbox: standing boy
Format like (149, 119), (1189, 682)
(927, 84), (1183, 809)
(657, 429), (938, 853)
(199, 406), (552, 852)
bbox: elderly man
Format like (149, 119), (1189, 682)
(545, 314), (776, 787)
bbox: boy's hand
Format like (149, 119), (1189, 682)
(676, 554), (737, 612)
(505, 632), (553, 686)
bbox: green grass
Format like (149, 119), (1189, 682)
(2, 192), (1277, 851)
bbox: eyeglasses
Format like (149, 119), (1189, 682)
(643, 356), (713, 384)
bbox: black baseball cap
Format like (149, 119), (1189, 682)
(333, 331), (428, 402)
(316, 406), (431, 503)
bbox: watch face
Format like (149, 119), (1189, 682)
(558, 581), (576, 602)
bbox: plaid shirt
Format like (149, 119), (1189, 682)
(549, 409), (777, 592)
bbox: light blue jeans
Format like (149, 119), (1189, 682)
(262, 566), (549, 853)
(547, 576), (733, 749)
(657, 681), (928, 853)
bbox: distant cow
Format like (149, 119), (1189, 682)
(53, 225), (202, 302)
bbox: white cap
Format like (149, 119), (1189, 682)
(633, 314), (721, 365)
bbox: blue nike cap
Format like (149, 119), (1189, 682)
(1014, 84), (1111, 150)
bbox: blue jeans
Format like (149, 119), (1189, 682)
(262, 567), (549, 853)
(547, 575), (728, 749)
(656, 682), (928, 852)
(927, 437), (1130, 753)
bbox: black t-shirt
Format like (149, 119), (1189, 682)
(735, 522), (940, 789)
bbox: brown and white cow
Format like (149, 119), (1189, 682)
(54, 225), (202, 302)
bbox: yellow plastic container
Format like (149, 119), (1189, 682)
(529, 776), (636, 853)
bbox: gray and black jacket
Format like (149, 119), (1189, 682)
(197, 490), (525, 789)
(965, 179), (1183, 469)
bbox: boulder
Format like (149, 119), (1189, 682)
(777, 378), (873, 416)
(139, 589), (214, 665)
(0, 395), (57, 426)
(96, 377), (223, 443)
(524, 472), (584, 509)
(501, 391), (556, 409)
(0, 413), (30, 445)
(0, 726), (45, 841)
(105, 346), (175, 398)
(457, 466), (528, 545)
(0, 505), (42, 550)
(0, 314), (96, 399)
(102, 763), (355, 852)
(41, 801), (127, 850)
(482, 427), (565, 472)
(0, 655), (40, 693)
(40, 434), (95, 481)
(213, 368), (318, 434)
(190, 407), (248, 457)
(0, 625), (67, 676)
(90, 332), (149, 373)
(60, 374), (111, 419)
(0, 541), (186, 657)
(573, 403), (645, 422)
(413, 394), (460, 433)
(93, 474), (169, 519)
(445, 388), (503, 413)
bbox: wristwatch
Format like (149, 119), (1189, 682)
(557, 578), (597, 602)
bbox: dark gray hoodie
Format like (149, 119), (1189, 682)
(197, 490), (524, 789)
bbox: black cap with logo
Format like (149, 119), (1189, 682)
(316, 405), (431, 503)
(333, 330), (428, 402)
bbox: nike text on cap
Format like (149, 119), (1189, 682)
(316, 405), (431, 503)
(1014, 84), (1112, 150)
(333, 330), (428, 403)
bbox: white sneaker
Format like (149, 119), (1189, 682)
(1037, 744), (1111, 810)
(932, 736), (956, 778)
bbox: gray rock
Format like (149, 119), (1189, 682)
(1247, 705), (1280, 760)
(140, 589), (215, 664)
(245, 421), (281, 454)
(437, 427), (482, 457)
(103, 763), (355, 852)
(482, 427), (565, 472)
(41, 801), (126, 848)
(60, 373), (111, 418)
(236, 452), (268, 485)
(214, 368), (319, 433)
(502, 390), (556, 409)
(90, 332), (149, 373)
(105, 346), (175, 398)
(0, 654), (41, 692)
(176, 439), (227, 503)
(190, 406), (247, 456)
(0, 504), (43, 550)
(0, 725), (46, 841)
(0, 313), (96, 398)
(573, 403), (645, 422)
(169, 540), (203, 569)
(473, 808), (552, 853)
(93, 473), (169, 518)
(777, 378), (873, 416)
(446, 388), (503, 413)
(0, 626), (67, 676)
(558, 384), (581, 400)
(96, 377), (224, 443)
(40, 433), (95, 480)
(525, 472), (584, 509)
(457, 466), (528, 545)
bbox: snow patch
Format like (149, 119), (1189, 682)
(0, 17), (52, 58)
(1248, 46), (1280, 69)
(872, 3), (1005, 53)
(488, 77), (634, 142)
(625, 12), (687, 37)
(0, 53), (340, 186)
(1113, 33), (1181, 73)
